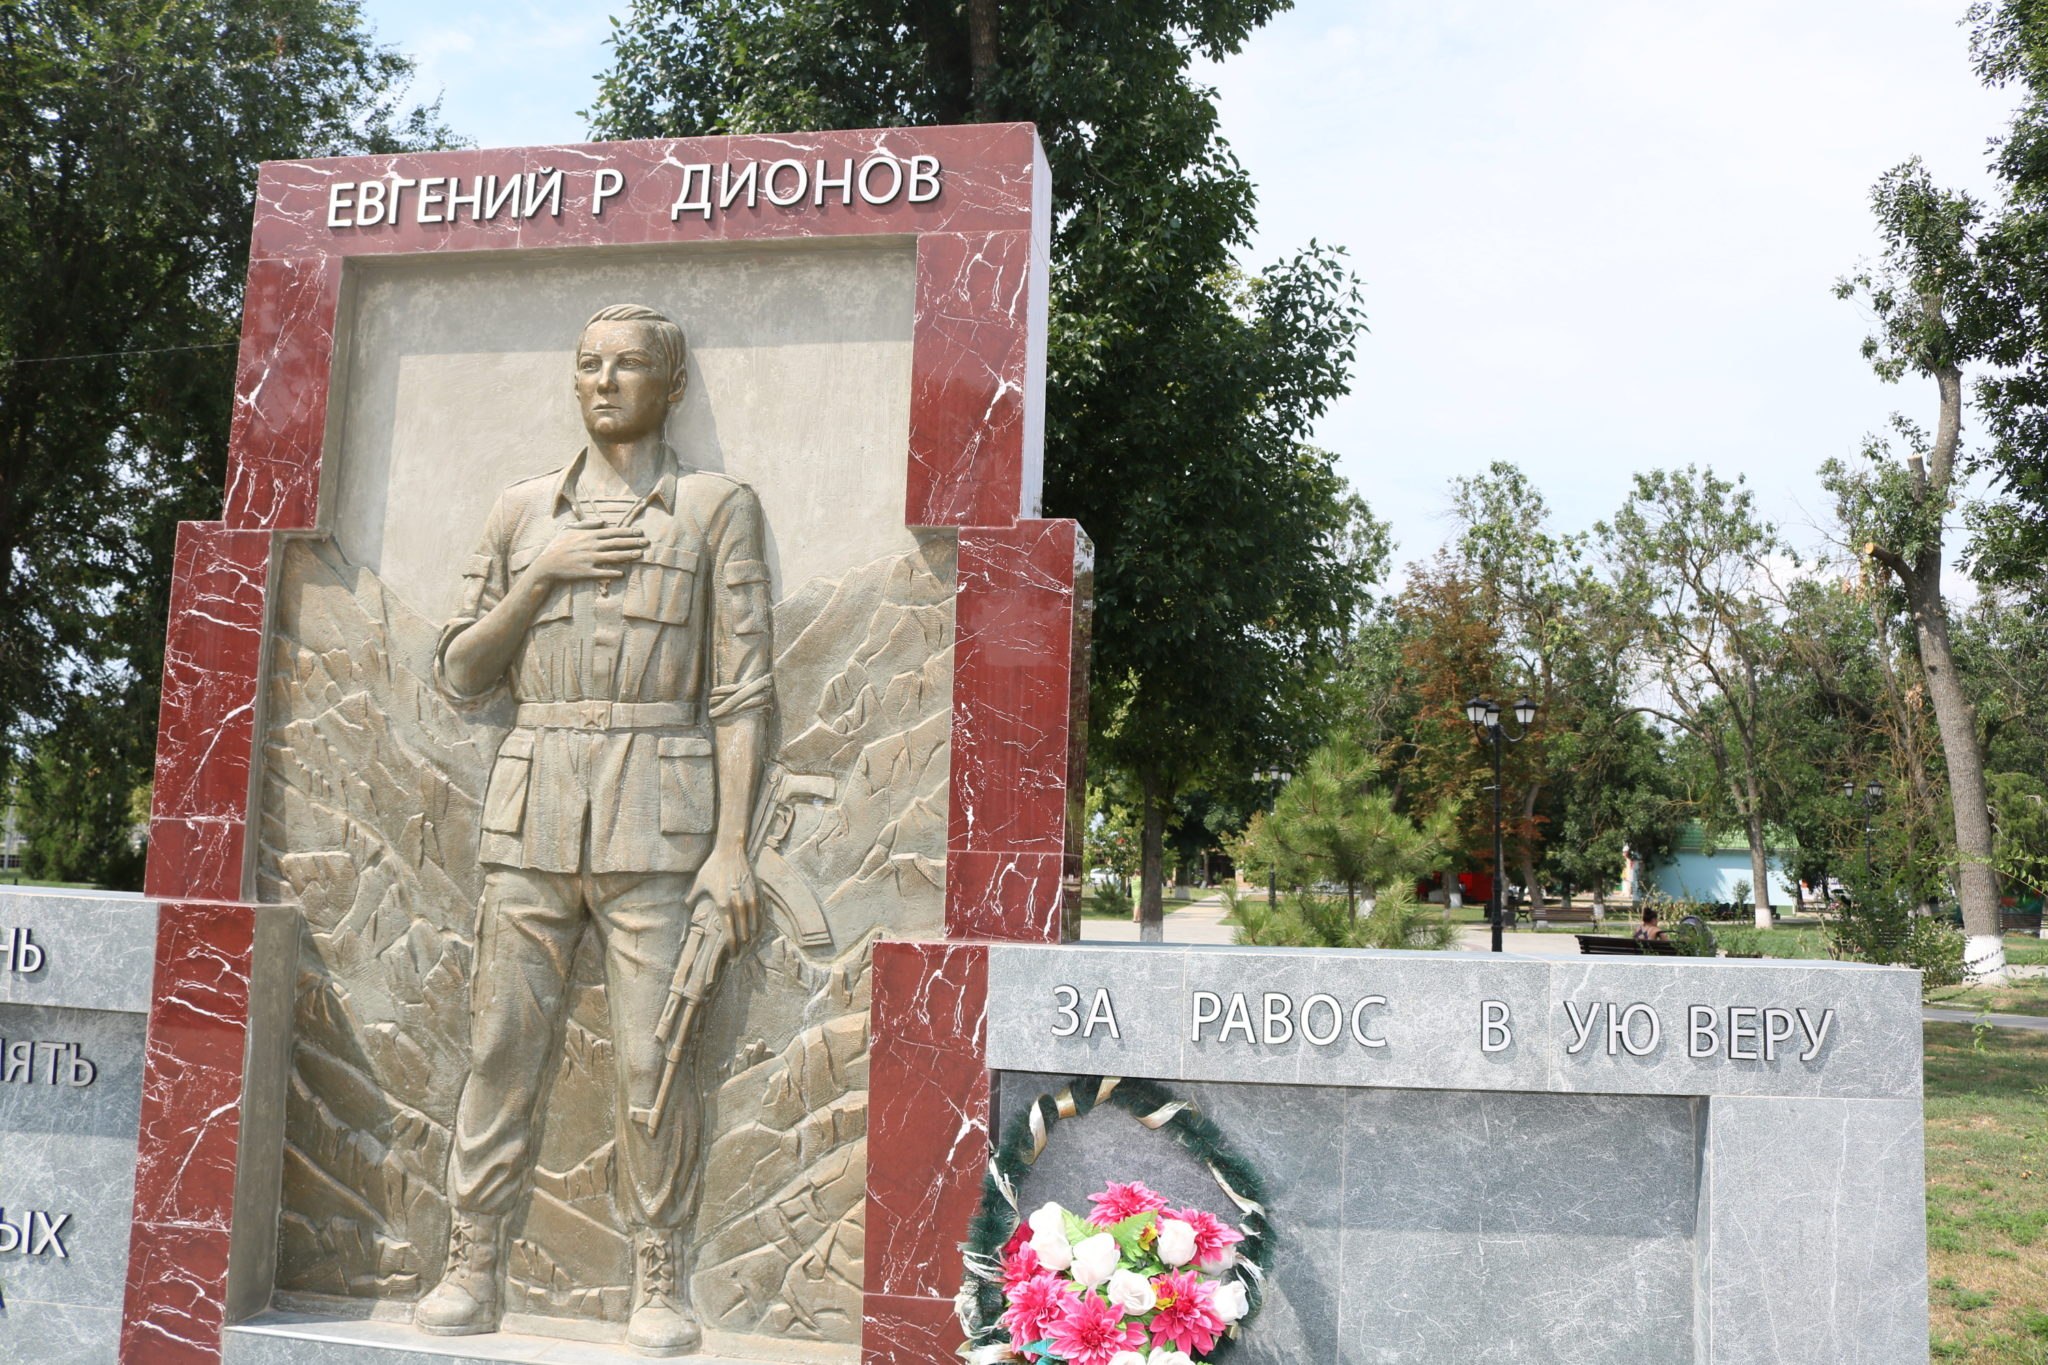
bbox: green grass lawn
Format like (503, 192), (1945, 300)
(1928, 981), (2048, 1018)
(1924, 1022), (2048, 1363)
(2004, 937), (2048, 968)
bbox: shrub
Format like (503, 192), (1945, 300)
(1091, 880), (1134, 921)
(1228, 884), (1458, 951)
(1829, 878), (1968, 993)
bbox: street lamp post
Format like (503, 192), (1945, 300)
(1467, 695), (1539, 954)
(1257, 766), (1290, 915)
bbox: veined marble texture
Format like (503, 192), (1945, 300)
(0, 894), (157, 1365)
(988, 945), (1930, 1364)
(0, 890), (158, 1014)
(997, 1074), (1698, 1365)
(255, 534), (952, 1346)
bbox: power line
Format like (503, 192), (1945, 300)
(1, 339), (238, 368)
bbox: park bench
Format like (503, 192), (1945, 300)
(1574, 934), (1679, 956)
(1999, 908), (2043, 935)
(1533, 904), (1598, 925)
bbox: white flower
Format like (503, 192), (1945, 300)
(1027, 1203), (1073, 1272)
(1200, 1244), (1239, 1273)
(1214, 1278), (1251, 1323)
(1155, 1217), (1197, 1268)
(1153, 1352), (1196, 1365)
(1107, 1354), (1148, 1365)
(1027, 1202), (1068, 1238)
(1069, 1231), (1121, 1288)
(1028, 1226), (1072, 1272)
(1105, 1268), (1157, 1315)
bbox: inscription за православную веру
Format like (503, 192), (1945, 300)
(1048, 987), (1841, 1068)
(320, 155), (944, 231)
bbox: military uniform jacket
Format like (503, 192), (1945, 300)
(436, 447), (774, 874)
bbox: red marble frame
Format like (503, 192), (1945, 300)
(126, 124), (1080, 1363)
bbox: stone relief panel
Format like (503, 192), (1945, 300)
(258, 530), (950, 1345)
(249, 243), (941, 1354)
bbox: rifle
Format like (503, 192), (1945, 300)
(630, 762), (837, 1137)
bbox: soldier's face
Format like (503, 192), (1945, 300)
(575, 322), (681, 442)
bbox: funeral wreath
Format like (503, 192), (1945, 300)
(957, 1077), (1272, 1363)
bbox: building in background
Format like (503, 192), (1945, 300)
(1625, 823), (1796, 907)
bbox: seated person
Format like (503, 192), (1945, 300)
(1633, 907), (1667, 942)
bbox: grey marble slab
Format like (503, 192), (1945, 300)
(0, 1005), (147, 1141)
(995, 1074), (1701, 1365)
(0, 1296), (122, 1364)
(0, 891), (157, 1015)
(0, 997), (147, 1345)
(988, 944), (1924, 1102)
(1701, 1096), (1929, 1365)
(0, 1122), (141, 1310)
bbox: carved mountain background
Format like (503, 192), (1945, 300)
(255, 532), (953, 1349)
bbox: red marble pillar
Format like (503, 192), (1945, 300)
(859, 519), (1090, 1363)
(120, 903), (259, 1364)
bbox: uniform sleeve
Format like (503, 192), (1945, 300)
(433, 494), (514, 705)
(706, 483), (774, 722)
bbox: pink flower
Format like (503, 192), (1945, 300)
(1001, 1239), (1044, 1292)
(1148, 1269), (1227, 1356)
(1172, 1207), (1245, 1268)
(1047, 1291), (1146, 1365)
(1002, 1272), (1076, 1355)
(1087, 1180), (1170, 1226)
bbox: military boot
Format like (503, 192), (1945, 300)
(626, 1227), (701, 1356)
(414, 1211), (504, 1336)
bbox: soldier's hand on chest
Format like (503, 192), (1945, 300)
(528, 520), (649, 584)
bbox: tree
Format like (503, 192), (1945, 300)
(1083, 779), (1140, 900)
(1448, 462), (1592, 905)
(1949, 1), (2048, 582)
(0, 0), (451, 884)
(1232, 733), (1450, 914)
(1601, 467), (1791, 929)
(1384, 555), (1506, 884)
(592, 0), (1380, 941)
(1831, 158), (2008, 977)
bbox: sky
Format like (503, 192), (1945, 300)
(359, 0), (2019, 569)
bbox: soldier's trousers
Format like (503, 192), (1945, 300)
(447, 864), (703, 1229)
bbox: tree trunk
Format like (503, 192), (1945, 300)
(1138, 770), (1165, 943)
(1907, 566), (2005, 978)
(1519, 783), (1542, 910)
(1864, 355), (2006, 979)
(1745, 806), (1772, 930)
(968, 0), (1000, 119)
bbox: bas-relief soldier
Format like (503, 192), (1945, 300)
(417, 304), (773, 1356)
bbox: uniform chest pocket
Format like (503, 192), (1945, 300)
(623, 543), (699, 625)
(657, 735), (715, 834)
(482, 731), (535, 835)
(509, 544), (572, 623)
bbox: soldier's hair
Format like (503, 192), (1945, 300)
(581, 304), (687, 392)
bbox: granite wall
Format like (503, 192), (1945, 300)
(0, 892), (160, 1364)
(984, 945), (1930, 1365)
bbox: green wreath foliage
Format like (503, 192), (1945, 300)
(959, 1075), (1274, 1361)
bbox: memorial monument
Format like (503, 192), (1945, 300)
(0, 118), (1931, 1365)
